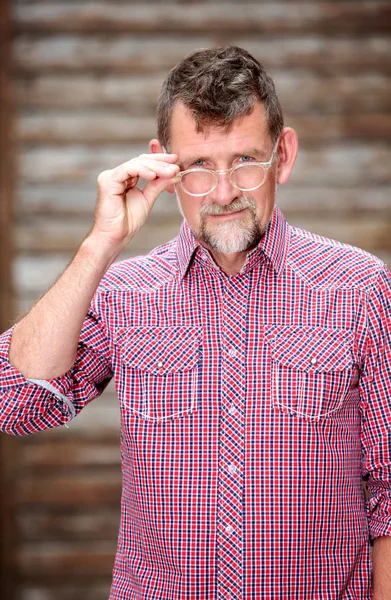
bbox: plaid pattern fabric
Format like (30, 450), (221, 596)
(1, 206), (391, 599)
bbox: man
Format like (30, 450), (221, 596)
(0, 46), (390, 599)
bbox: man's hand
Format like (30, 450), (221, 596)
(92, 152), (180, 252)
(9, 153), (179, 379)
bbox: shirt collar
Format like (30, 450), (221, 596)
(176, 205), (290, 280)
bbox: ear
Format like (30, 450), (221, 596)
(276, 127), (298, 185)
(149, 138), (164, 154)
(149, 138), (176, 193)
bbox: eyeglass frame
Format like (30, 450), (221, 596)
(175, 138), (280, 197)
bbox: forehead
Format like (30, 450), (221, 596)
(169, 101), (270, 159)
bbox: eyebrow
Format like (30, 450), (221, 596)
(179, 147), (269, 170)
(178, 155), (209, 170)
(241, 147), (270, 160)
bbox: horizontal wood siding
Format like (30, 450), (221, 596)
(0, 1), (17, 598)
(12, 2), (391, 34)
(8, 1), (391, 598)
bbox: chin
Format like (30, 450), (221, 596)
(202, 219), (264, 254)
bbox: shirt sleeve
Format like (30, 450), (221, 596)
(360, 265), (391, 539)
(0, 295), (113, 435)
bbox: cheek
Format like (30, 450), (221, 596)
(176, 191), (201, 225)
(253, 183), (276, 219)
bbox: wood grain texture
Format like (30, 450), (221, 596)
(15, 185), (391, 217)
(13, 35), (391, 73)
(19, 583), (112, 600)
(15, 72), (391, 113)
(0, 1), (17, 599)
(17, 472), (122, 506)
(13, 213), (391, 256)
(17, 144), (391, 185)
(17, 542), (116, 577)
(7, 2), (391, 598)
(13, 2), (391, 34)
(16, 112), (391, 143)
(20, 436), (121, 468)
(18, 508), (120, 541)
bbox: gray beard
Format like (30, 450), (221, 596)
(175, 194), (268, 254)
(199, 196), (265, 254)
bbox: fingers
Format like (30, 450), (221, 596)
(96, 153), (180, 232)
(141, 170), (179, 203)
(138, 153), (178, 163)
(111, 154), (179, 188)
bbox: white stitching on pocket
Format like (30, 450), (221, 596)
(115, 326), (201, 422)
(266, 325), (354, 421)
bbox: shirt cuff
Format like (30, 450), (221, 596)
(367, 494), (391, 540)
(0, 326), (76, 423)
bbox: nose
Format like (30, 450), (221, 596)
(208, 171), (239, 206)
(209, 170), (239, 205)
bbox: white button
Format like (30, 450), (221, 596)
(228, 405), (237, 415)
(310, 357), (318, 365)
(157, 361), (163, 368)
(225, 524), (234, 535)
(228, 348), (237, 358)
(228, 463), (237, 475)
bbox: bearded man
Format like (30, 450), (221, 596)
(1, 46), (391, 600)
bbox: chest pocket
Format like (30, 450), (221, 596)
(115, 326), (201, 422)
(265, 325), (355, 421)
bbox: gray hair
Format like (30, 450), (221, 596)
(157, 46), (284, 149)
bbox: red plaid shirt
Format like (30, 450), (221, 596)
(1, 207), (391, 599)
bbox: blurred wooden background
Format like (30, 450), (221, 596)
(1, 0), (390, 598)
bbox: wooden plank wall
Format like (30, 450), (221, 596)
(7, 1), (391, 598)
(1, 2), (18, 599)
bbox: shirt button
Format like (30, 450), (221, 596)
(228, 404), (237, 415)
(228, 463), (237, 475)
(310, 357), (318, 366)
(157, 361), (163, 369)
(225, 524), (234, 535)
(228, 348), (237, 358)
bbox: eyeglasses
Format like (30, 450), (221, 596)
(176, 140), (279, 197)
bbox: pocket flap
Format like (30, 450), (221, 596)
(115, 326), (201, 375)
(265, 325), (353, 372)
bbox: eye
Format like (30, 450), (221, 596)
(239, 155), (254, 163)
(191, 159), (206, 167)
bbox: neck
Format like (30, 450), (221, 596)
(203, 245), (248, 276)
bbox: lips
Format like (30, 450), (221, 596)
(207, 208), (248, 217)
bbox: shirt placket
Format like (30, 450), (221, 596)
(216, 276), (248, 600)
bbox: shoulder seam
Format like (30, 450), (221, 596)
(287, 229), (385, 292)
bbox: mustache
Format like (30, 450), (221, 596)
(199, 196), (256, 216)
(200, 197), (255, 215)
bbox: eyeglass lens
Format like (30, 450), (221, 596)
(181, 164), (266, 195)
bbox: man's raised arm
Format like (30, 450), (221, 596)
(8, 152), (179, 380)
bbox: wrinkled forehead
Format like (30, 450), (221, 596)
(167, 101), (272, 159)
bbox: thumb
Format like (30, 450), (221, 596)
(143, 174), (179, 206)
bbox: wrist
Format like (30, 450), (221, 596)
(79, 232), (124, 272)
